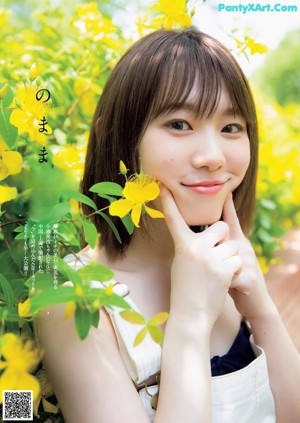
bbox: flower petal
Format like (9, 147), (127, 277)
(0, 161), (10, 181)
(141, 182), (160, 202)
(64, 301), (76, 320)
(123, 181), (143, 202)
(18, 298), (32, 318)
(2, 151), (23, 175)
(176, 12), (192, 27)
(0, 185), (18, 204)
(145, 205), (165, 219)
(0, 369), (40, 402)
(42, 397), (59, 414)
(0, 136), (8, 153)
(131, 203), (142, 227)
(109, 199), (133, 218)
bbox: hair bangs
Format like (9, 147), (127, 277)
(146, 33), (247, 125)
(148, 41), (221, 121)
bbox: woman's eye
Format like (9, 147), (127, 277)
(167, 120), (192, 131)
(221, 124), (242, 134)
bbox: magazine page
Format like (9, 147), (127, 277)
(0, 0), (299, 421)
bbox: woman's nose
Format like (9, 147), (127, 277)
(191, 131), (226, 171)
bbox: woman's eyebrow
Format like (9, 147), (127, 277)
(219, 107), (244, 119)
(160, 102), (199, 116)
(159, 104), (244, 119)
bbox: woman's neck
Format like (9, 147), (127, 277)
(90, 217), (174, 272)
(122, 218), (174, 270)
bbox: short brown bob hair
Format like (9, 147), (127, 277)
(81, 28), (258, 260)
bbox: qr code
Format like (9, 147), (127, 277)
(2, 390), (33, 421)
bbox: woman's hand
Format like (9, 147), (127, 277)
(222, 193), (276, 320)
(160, 186), (242, 329)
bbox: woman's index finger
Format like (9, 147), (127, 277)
(159, 185), (190, 243)
(222, 193), (245, 240)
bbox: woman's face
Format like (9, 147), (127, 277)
(139, 88), (250, 226)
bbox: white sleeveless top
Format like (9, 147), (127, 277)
(64, 254), (276, 422)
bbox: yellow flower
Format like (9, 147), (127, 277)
(0, 185), (18, 204)
(72, 2), (117, 46)
(0, 137), (23, 182)
(109, 174), (164, 227)
(258, 256), (269, 274)
(119, 160), (128, 176)
(0, 8), (10, 28)
(10, 85), (52, 136)
(64, 301), (76, 320)
(28, 129), (49, 146)
(0, 333), (43, 403)
(235, 37), (268, 56)
(105, 283), (114, 296)
(33, 369), (58, 417)
(245, 37), (268, 55)
(0, 151), (23, 181)
(75, 285), (84, 297)
(52, 144), (85, 179)
(29, 63), (41, 80)
(150, 0), (192, 28)
(18, 298), (32, 318)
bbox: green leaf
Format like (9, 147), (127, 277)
(48, 202), (71, 223)
(0, 307), (20, 322)
(0, 83), (14, 107)
(62, 189), (97, 211)
(121, 213), (134, 235)
(120, 310), (146, 325)
(82, 219), (98, 249)
(269, 226), (285, 237)
(96, 193), (116, 203)
(259, 213), (271, 230)
(77, 261), (114, 283)
(27, 255), (82, 287)
(260, 199), (276, 210)
(57, 257), (83, 285)
(74, 306), (92, 340)
(96, 211), (122, 244)
(257, 228), (274, 243)
(30, 286), (77, 313)
(53, 128), (67, 145)
(58, 221), (80, 246)
(91, 309), (100, 328)
(0, 274), (15, 309)
(133, 326), (148, 347)
(148, 312), (169, 326)
(147, 325), (164, 345)
(24, 272), (67, 290)
(13, 226), (25, 233)
(90, 182), (123, 197)
(101, 292), (130, 310)
(0, 108), (18, 148)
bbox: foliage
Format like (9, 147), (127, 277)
(252, 29), (300, 106)
(250, 90), (300, 270)
(0, 0), (299, 420)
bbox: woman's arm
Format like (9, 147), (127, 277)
(249, 305), (300, 423)
(222, 193), (300, 423)
(35, 306), (151, 423)
(155, 187), (242, 423)
(35, 188), (242, 423)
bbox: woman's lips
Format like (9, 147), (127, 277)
(183, 180), (225, 195)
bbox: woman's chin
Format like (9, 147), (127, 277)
(183, 211), (222, 227)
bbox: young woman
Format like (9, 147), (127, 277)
(35, 28), (300, 422)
